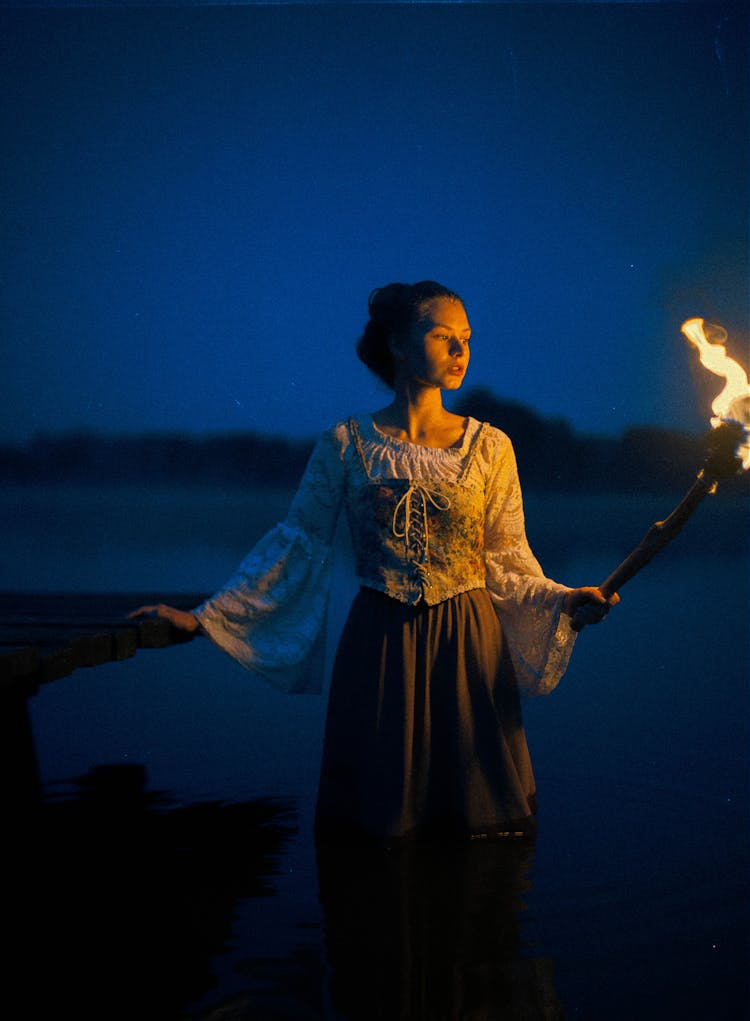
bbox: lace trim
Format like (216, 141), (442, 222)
(348, 416), (488, 482)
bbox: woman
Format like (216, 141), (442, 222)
(130, 281), (617, 845)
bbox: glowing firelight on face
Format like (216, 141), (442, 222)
(681, 318), (750, 470)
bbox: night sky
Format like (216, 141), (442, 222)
(2, 1), (747, 445)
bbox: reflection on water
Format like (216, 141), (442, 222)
(316, 839), (564, 1021)
(185, 830), (565, 1020)
(4, 765), (296, 1021)
(4, 765), (565, 1021)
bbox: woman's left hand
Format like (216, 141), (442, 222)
(562, 587), (620, 632)
(127, 604), (200, 633)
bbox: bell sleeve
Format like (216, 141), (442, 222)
(483, 431), (577, 697)
(192, 426), (346, 693)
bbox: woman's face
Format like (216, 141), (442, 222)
(398, 297), (471, 390)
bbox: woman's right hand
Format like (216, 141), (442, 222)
(127, 604), (200, 633)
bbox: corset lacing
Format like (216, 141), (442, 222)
(392, 482), (452, 581)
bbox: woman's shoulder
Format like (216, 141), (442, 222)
(312, 418), (357, 458)
(320, 414), (374, 448)
(464, 420), (519, 482)
(470, 418), (514, 454)
(321, 420), (352, 441)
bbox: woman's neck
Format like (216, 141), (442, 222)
(372, 387), (465, 448)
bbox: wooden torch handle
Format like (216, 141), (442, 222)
(597, 473), (715, 599)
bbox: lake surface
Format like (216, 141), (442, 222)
(2, 483), (748, 1019)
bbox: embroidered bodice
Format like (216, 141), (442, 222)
(345, 418), (486, 605)
(193, 415), (577, 696)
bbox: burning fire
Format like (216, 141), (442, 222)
(681, 317), (750, 470)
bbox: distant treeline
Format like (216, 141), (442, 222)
(455, 389), (748, 495)
(1, 387), (747, 495)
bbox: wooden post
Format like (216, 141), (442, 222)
(0, 680), (42, 815)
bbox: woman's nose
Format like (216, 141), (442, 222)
(448, 337), (463, 356)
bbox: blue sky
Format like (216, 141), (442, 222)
(1, 1), (747, 443)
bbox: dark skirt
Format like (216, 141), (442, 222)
(314, 587), (537, 845)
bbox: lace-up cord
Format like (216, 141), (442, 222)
(392, 482), (452, 575)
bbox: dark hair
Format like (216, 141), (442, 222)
(356, 280), (463, 388)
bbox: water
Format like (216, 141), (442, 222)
(2, 484), (748, 1019)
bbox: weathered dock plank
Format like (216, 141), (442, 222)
(0, 592), (207, 690)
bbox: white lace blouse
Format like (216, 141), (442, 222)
(193, 416), (578, 697)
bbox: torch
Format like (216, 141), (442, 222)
(572, 318), (750, 629)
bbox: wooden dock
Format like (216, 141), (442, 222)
(0, 591), (207, 811)
(0, 591), (207, 693)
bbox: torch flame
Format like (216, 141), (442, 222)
(681, 317), (750, 470)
